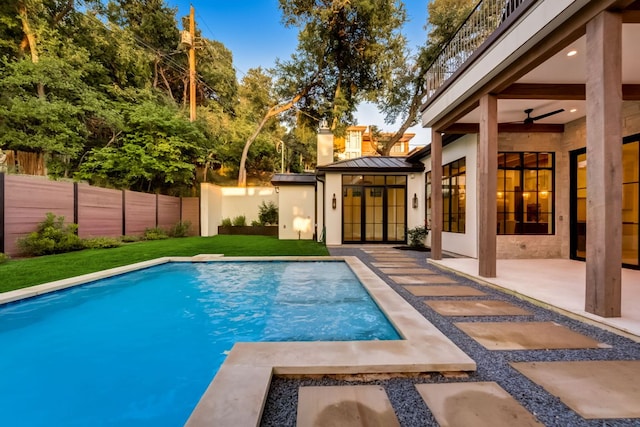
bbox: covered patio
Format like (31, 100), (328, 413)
(431, 258), (640, 340)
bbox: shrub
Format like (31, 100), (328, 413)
(120, 235), (143, 243)
(167, 220), (192, 237)
(0, 253), (9, 264)
(407, 225), (429, 248)
(258, 201), (278, 225)
(250, 220), (261, 227)
(83, 237), (122, 249)
(220, 218), (232, 227)
(143, 227), (168, 240)
(17, 213), (84, 256)
(231, 215), (246, 227)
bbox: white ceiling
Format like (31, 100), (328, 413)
(456, 23), (640, 125)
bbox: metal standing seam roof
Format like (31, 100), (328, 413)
(270, 173), (317, 186)
(316, 156), (424, 173)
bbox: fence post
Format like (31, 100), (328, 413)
(155, 194), (159, 227)
(122, 190), (126, 236)
(179, 196), (183, 222)
(73, 182), (79, 233)
(0, 173), (4, 253)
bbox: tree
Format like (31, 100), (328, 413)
(0, 0), (241, 189)
(373, 0), (475, 155)
(76, 100), (207, 194)
(237, 0), (407, 185)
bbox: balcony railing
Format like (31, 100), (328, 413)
(423, 0), (530, 103)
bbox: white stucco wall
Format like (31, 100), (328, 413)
(324, 174), (342, 245)
(447, 135), (478, 258)
(316, 179), (326, 242)
(277, 185), (316, 240)
(200, 184), (278, 236)
(200, 183), (222, 236)
(422, 135), (478, 258)
(406, 172), (424, 231)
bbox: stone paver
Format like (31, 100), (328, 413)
(455, 321), (607, 350)
(378, 268), (436, 275)
(391, 275), (457, 285)
(426, 300), (532, 316)
(415, 382), (543, 427)
(371, 257), (416, 263)
(371, 262), (421, 268)
(404, 285), (486, 297)
(296, 385), (400, 427)
(511, 360), (640, 419)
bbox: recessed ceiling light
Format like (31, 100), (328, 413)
(570, 108), (577, 113)
(567, 50), (578, 57)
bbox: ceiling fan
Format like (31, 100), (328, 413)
(521, 108), (565, 124)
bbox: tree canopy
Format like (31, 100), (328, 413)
(0, 0), (275, 193)
(0, 0), (472, 192)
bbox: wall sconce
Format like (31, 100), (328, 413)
(275, 186), (279, 193)
(332, 193), (337, 209)
(412, 193), (418, 209)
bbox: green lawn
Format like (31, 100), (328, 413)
(0, 235), (329, 293)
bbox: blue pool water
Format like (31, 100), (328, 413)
(0, 261), (399, 426)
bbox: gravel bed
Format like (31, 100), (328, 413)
(259, 248), (640, 426)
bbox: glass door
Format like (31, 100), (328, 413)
(387, 186), (406, 241)
(570, 139), (639, 268)
(343, 187), (362, 242)
(622, 141), (639, 267)
(342, 175), (407, 243)
(571, 150), (587, 260)
(364, 186), (384, 241)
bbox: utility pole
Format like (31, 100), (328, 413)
(189, 5), (196, 122)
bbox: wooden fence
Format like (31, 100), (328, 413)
(0, 173), (200, 256)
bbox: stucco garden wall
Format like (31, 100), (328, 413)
(200, 183), (277, 236)
(277, 185), (316, 240)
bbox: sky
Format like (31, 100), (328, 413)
(167, 0), (431, 148)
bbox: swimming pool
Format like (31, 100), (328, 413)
(0, 260), (400, 426)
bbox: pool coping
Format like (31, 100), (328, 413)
(0, 255), (476, 426)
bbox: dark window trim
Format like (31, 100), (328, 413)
(497, 151), (555, 235)
(341, 174), (407, 244)
(442, 158), (466, 234)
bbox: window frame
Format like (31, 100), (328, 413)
(442, 158), (466, 233)
(497, 151), (555, 235)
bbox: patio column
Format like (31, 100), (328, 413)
(478, 94), (498, 278)
(430, 129), (442, 260)
(585, 11), (622, 317)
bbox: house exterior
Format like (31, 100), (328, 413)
(336, 126), (416, 159)
(418, 0), (640, 318)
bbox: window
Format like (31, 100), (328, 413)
(345, 131), (361, 156)
(497, 152), (554, 235)
(442, 158), (466, 233)
(425, 171), (431, 229)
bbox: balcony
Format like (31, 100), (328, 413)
(423, 0), (534, 103)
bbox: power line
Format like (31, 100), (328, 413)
(195, 10), (247, 78)
(73, 7), (223, 106)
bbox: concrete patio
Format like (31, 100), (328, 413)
(430, 258), (640, 341)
